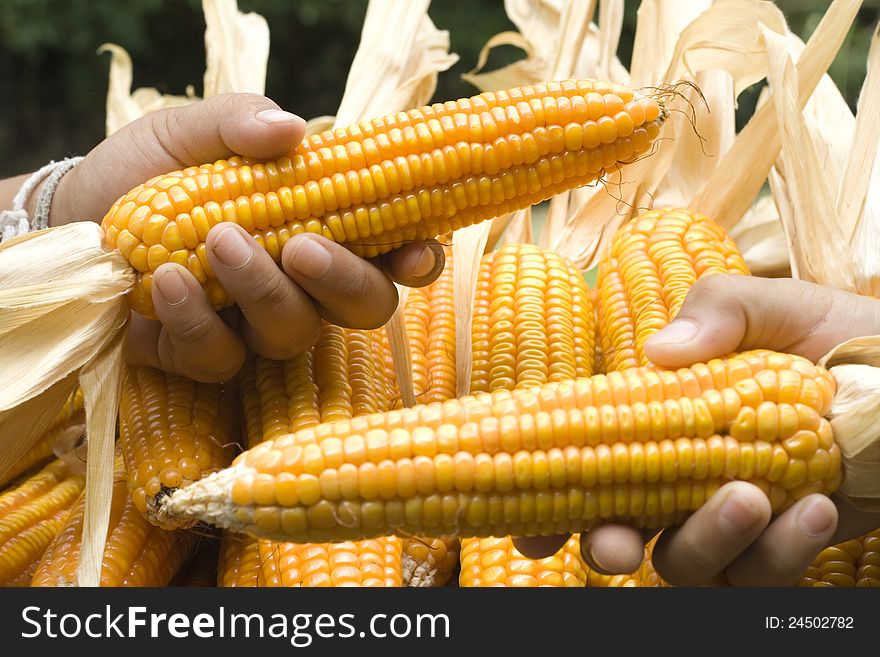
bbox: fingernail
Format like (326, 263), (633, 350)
(154, 269), (189, 305)
(411, 246), (437, 279)
(647, 319), (699, 346)
(797, 498), (834, 536)
(212, 225), (254, 269)
(586, 544), (610, 573)
(255, 108), (303, 125)
(289, 237), (332, 279)
(718, 492), (762, 533)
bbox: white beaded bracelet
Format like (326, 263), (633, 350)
(0, 156), (83, 243)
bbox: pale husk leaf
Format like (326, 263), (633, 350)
(690, 0), (861, 228)
(386, 286), (415, 408)
(498, 208), (534, 248)
(76, 328), (126, 587)
(0, 223), (132, 585)
(98, 43), (196, 136)
(334, 0), (458, 127)
(202, 0), (270, 97)
(840, 26), (880, 298)
(462, 1), (628, 93)
(728, 195), (790, 277)
(661, 0), (786, 98)
(546, 0), (712, 267)
(452, 223), (492, 396)
(818, 336), (880, 510)
(763, 27), (853, 290)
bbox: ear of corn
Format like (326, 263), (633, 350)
(119, 365), (239, 529)
(461, 243), (596, 587)
(0, 388), (85, 489)
(797, 528), (880, 587)
(167, 348), (841, 543)
(403, 250), (457, 404)
(591, 209), (749, 584)
(31, 456), (198, 587)
(222, 328), (403, 587)
(596, 209), (749, 373)
(404, 536), (461, 587)
(217, 534), (262, 587)
(0, 460), (85, 586)
(99, 80), (666, 318)
(255, 538), (403, 587)
(460, 535), (587, 587)
(470, 243), (595, 392)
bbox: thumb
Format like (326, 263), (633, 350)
(64, 93), (306, 222)
(643, 274), (880, 368)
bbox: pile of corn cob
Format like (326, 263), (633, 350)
(1, 78), (876, 588)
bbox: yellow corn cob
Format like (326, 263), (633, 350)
(596, 209), (749, 373)
(167, 349), (841, 542)
(225, 325), (403, 587)
(462, 243), (596, 587)
(100, 80), (666, 317)
(0, 388), (85, 488)
(460, 535), (587, 586)
(471, 244), (595, 392)
(32, 457), (198, 587)
(217, 534), (262, 587)
(404, 537), (461, 587)
(255, 538), (403, 587)
(0, 460), (84, 586)
(403, 248), (456, 403)
(591, 287), (604, 375)
(119, 364), (239, 529)
(596, 210), (750, 581)
(797, 529), (880, 587)
(399, 248), (459, 584)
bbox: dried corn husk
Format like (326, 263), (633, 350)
(819, 336), (880, 510)
(101, 0), (269, 136)
(0, 223), (132, 586)
(691, 0), (861, 229)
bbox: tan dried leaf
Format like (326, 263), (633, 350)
(202, 0), (270, 97)
(98, 44), (196, 136)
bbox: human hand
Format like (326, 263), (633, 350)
(52, 93), (444, 382)
(515, 275), (880, 586)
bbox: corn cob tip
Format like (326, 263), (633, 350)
(162, 464), (254, 532)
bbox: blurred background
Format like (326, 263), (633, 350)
(1, 0), (878, 177)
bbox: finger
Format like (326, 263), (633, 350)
(376, 241), (446, 288)
(579, 525), (646, 575)
(651, 481), (771, 586)
(206, 223), (322, 360)
(512, 534), (569, 560)
(69, 93), (307, 221)
(150, 263), (246, 382)
(725, 495), (838, 587)
(281, 234), (399, 329)
(642, 275), (880, 368)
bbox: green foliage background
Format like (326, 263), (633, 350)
(0, 0), (877, 177)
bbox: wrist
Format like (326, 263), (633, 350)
(46, 165), (82, 227)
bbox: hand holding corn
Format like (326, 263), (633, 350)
(517, 276), (880, 586)
(1, 93), (445, 383)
